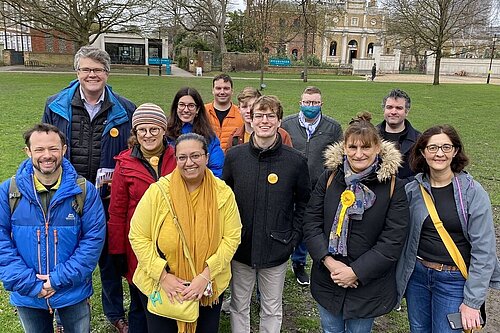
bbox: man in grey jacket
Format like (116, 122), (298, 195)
(281, 86), (343, 285)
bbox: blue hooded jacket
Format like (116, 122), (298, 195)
(166, 123), (224, 178)
(0, 158), (106, 309)
(42, 80), (135, 187)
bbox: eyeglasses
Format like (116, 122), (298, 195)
(176, 153), (206, 163)
(301, 100), (321, 106)
(135, 127), (161, 136)
(425, 144), (455, 153)
(77, 67), (108, 75)
(178, 103), (197, 111)
(253, 113), (278, 121)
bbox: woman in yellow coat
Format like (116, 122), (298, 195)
(129, 133), (242, 333)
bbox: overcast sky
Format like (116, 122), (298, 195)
(230, 0), (246, 11)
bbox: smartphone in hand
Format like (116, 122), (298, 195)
(447, 312), (484, 330)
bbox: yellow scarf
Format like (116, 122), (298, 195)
(169, 168), (221, 333)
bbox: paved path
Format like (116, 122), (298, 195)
(170, 64), (193, 77)
(373, 73), (497, 85)
(0, 65), (497, 84)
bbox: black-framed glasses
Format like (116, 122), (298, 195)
(135, 127), (161, 136)
(425, 144), (454, 153)
(176, 153), (206, 163)
(253, 113), (278, 121)
(301, 100), (321, 106)
(177, 103), (198, 111)
(77, 67), (108, 75)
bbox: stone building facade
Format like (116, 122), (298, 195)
(319, 0), (386, 65)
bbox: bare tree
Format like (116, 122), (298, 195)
(384, 0), (491, 85)
(160, 0), (230, 54)
(298, 0), (344, 82)
(244, 0), (303, 86)
(247, 0), (278, 87)
(0, 0), (153, 48)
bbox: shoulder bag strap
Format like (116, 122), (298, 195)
(419, 184), (468, 279)
(390, 175), (396, 198)
(154, 183), (197, 278)
(326, 170), (337, 189)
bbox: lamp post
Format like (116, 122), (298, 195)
(486, 34), (497, 84)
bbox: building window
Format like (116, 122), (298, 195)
(348, 40), (358, 63)
(105, 43), (145, 65)
(351, 17), (359, 26)
(367, 43), (374, 56)
(292, 49), (298, 59)
(329, 41), (337, 56)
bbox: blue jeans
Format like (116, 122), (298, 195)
(17, 299), (90, 333)
(99, 238), (125, 323)
(406, 260), (466, 333)
(317, 304), (374, 333)
(291, 241), (308, 266)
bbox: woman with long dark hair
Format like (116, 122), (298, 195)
(166, 87), (224, 177)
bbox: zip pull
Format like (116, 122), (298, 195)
(47, 299), (53, 314)
(53, 229), (58, 265)
(45, 222), (49, 236)
(36, 229), (42, 273)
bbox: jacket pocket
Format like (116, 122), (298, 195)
(269, 229), (294, 264)
(269, 230), (293, 245)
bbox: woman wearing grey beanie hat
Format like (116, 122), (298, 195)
(108, 102), (176, 333)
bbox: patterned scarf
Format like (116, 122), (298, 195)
(328, 157), (378, 256)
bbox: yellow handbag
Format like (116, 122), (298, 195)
(146, 183), (199, 322)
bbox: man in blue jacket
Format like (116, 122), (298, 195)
(42, 46), (135, 332)
(0, 123), (105, 332)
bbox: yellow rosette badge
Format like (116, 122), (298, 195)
(336, 190), (356, 236)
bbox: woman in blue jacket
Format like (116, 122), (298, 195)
(166, 87), (224, 177)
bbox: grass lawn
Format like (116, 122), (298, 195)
(0, 72), (498, 332)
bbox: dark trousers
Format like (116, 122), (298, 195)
(99, 236), (125, 322)
(128, 283), (148, 333)
(138, 290), (224, 333)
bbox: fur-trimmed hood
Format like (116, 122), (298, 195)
(323, 140), (402, 182)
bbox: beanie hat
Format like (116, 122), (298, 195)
(132, 103), (167, 130)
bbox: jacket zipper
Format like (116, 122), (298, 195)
(53, 229), (58, 265)
(32, 176), (53, 313)
(37, 229), (42, 273)
(44, 206), (53, 314)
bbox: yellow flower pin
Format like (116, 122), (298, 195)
(336, 190), (356, 236)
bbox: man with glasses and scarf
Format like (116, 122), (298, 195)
(42, 46), (136, 333)
(281, 86), (343, 286)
